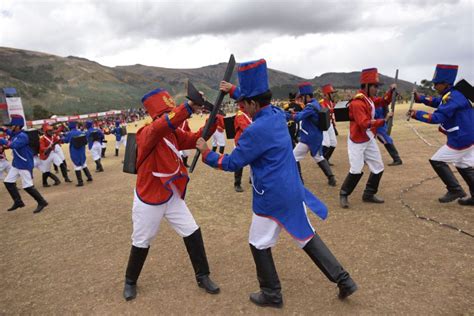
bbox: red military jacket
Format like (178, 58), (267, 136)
(348, 90), (386, 143)
(39, 133), (61, 160)
(216, 115), (225, 133)
(234, 109), (252, 145)
(319, 98), (336, 127)
(135, 103), (216, 205)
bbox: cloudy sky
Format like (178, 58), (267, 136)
(0, 0), (472, 82)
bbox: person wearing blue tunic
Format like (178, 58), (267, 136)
(409, 64), (474, 205)
(1, 115), (48, 213)
(62, 121), (93, 186)
(196, 59), (357, 308)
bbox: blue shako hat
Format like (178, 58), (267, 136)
(298, 82), (314, 95)
(432, 64), (458, 85)
(237, 59), (269, 100)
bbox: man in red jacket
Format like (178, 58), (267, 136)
(122, 88), (220, 301)
(211, 115), (226, 153)
(320, 84), (338, 165)
(339, 68), (394, 208)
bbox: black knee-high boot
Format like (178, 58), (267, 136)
(249, 244), (283, 308)
(339, 173), (363, 208)
(182, 156), (190, 168)
(318, 159), (336, 186)
(218, 146), (225, 154)
(183, 228), (220, 294)
(211, 146), (217, 152)
(47, 172), (61, 186)
(60, 162), (72, 182)
(4, 182), (25, 211)
(123, 245), (149, 301)
(430, 160), (466, 203)
(115, 148), (119, 156)
(83, 167), (93, 182)
(384, 143), (403, 166)
(75, 170), (84, 187)
(101, 147), (106, 158)
(24, 186), (48, 213)
(95, 159), (104, 172)
(234, 168), (243, 192)
(42, 172), (51, 187)
(457, 167), (474, 206)
(362, 171), (385, 203)
(53, 164), (59, 174)
(303, 233), (357, 299)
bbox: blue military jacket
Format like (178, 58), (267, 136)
(203, 105), (328, 240)
(63, 128), (87, 166)
(86, 127), (104, 150)
(288, 99), (324, 156)
(415, 88), (474, 149)
(9, 131), (34, 171)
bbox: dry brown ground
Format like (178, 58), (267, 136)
(1, 103), (473, 315)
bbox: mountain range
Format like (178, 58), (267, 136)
(0, 47), (416, 118)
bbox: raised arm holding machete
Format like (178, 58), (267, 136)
(188, 54), (236, 173)
(386, 69), (398, 135)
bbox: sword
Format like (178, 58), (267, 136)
(406, 82), (417, 121)
(188, 54), (236, 173)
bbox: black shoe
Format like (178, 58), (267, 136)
(197, 275), (220, 294)
(48, 172), (61, 186)
(24, 186), (48, 213)
(458, 197), (474, 206)
(83, 167), (93, 182)
(234, 185), (244, 192)
(115, 149), (119, 157)
(75, 170), (84, 187)
(303, 233), (357, 299)
(60, 162), (72, 182)
(42, 172), (51, 187)
(339, 173), (364, 209)
(4, 182), (25, 211)
(328, 176), (337, 187)
(95, 159), (104, 172)
(183, 228), (220, 294)
(318, 160), (336, 187)
(340, 195), (349, 208)
(123, 281), (137, 301)
(338, 277), (358, 299)
(362, 194), (385, 203)
(249, 292), (283, 308)
(384, 143), (402, 166)
(430, 160), (466, 203)
(65, 178), (73, 183)
(438, 190), (466, 203)
(388, 160), (403, 166)
(7, 201), (25, 211)
(123, 246), (150, 301)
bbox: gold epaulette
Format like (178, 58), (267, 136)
(319, 99), (324, 104)
(354, 93), (365, 99)
(236, 110), (243, 116)
(442, 92), (451, 104)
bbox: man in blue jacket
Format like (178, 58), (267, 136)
(85, 120), (104, 172)
(287, 82), (337, 186)
(1, 115), (48, 213)
(409, 64), (474, 205)
(63, 121), (93, 186)
(113, 120), (126, 156)
(196, 59), (357, 308)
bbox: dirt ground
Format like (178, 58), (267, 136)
(1, 103), (473, 315)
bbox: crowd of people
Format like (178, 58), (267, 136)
(1, 60), (472, 309)
(0, 112), (146, 213)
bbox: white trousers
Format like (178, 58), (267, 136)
(4, 167), (33, 188)
(348, 137), (384, 174)
(431, 145), (474, 168)
(90, 141), (102, 161)
(249, 211), (313, 250)
(293, 142), (325, 163)
(115, 138), (126, 150)
(38, 153), (62, 173)
(101, 142), (107, 149)
(0, 159), (11, 181)
(211, 131), (226, 147)
(73, 162), (88, 171)
(322, 124), (337, 147)
(131, 186), (199, 248)
(54, 144), (65, 162)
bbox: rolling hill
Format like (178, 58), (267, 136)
(0, 47), (415, 118)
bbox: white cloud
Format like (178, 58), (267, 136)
(0, 0), (472, 82)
